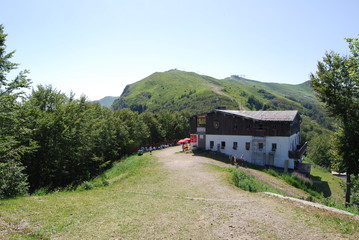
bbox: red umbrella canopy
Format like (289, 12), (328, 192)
(177, 138), (191, 144)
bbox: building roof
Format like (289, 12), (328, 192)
(215, 110), (298, 122)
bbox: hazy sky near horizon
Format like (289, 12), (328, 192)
(2, 0), (358, 100)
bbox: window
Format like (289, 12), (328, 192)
(233, 141), (238, 150)
(272, 143), (277, 152)
(258, 142), (264, 151)
(245, 142), (250, 150)
(210, 141), (214, 149)
(221, 141), (226, 149)
(197, 116), (206, 127)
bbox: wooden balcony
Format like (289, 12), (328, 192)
(288, 142), (307, 159)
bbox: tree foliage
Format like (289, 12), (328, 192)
(310, 36), (359, 206)
(0, 160), (29, 199)
(0, 24), (32, 198)
(1, 26), (190, 196)
(16, 85), (190, 191)
(306, 133), (332, 168)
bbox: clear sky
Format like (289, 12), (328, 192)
(2, 0), (358, 100)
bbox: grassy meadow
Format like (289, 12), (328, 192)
(1, 148), (358, 239)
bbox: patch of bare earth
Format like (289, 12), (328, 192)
(0, 218), (30, 238)
(152, 146), (358, 240)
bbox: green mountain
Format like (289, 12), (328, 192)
(94, 96), (119, 108)
(112, 69), (329, 128)
(112, 70), (239, 113)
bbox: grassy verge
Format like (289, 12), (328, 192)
(206, 163), (286, 195)
(264, 168), (322, 200)
(232, 168), (274, 192)
(194, 149), (359, 215)
(0, 152), (156, 239)
(304, 158), (345, 202)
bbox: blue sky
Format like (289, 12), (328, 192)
(2, 0), (358, 100)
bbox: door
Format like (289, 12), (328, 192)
(198, 134), (206, 149)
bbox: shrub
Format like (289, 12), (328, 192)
(0, 160), (29, 199)
(265, 168), (279, 177)
(279, 172), (322, 199)
(350, 175), (359, 210)
(32, 187), (50, 196)
(232, 170), (260, 192)
(81, 181), (94, 191)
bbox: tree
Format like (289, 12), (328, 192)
(310, 36), (359, 206)
(140, 112), (165, 144)
(22, 85), (124, 190)
(306, 133), (332, 168)
(113, 109), (149, 154)
(0, 160), (29, 199)
(0, 24), (32, 197)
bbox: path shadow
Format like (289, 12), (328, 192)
(192, 149), (266, 170)
(193, 150), (333, 198)
(311, 178), (332, 198)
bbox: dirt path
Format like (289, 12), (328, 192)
(2, 146), (358, 239)
(206, 82), (243, 110)
(150, 146), (358, 239)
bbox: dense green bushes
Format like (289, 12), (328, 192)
(264, 169), (322, 199)
(231, 169), (278, 193)
(1, 84), (189, 196)
(19, 87), (189, 192)
(232, 169), (261, 192)
(0, 160), (29, 199)
(0, 23), (190, 197)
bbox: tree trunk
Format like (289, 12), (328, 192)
(345, 168), (351, 207)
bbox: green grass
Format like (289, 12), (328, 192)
(307, 159), (345, 202)
(0, 153), (157, 239)
(195, 149), (359, 214)
(204, 159), (287, 196)
(1, 148), (359, 239)
(232, 169), (266, 192)
(112, 69), (325, 119)
(264, 168), (322, 199)
(112, 70), (238, 113)
(306, 160), (359, 215)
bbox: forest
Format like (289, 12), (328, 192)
(0, 24), (189, 197)
(1, 84), (189, 197)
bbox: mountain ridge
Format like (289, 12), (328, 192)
(109, 69), (329, 129)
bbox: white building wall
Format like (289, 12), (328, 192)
(265, 136), (293, 169)
(206, 135), (253, 162)
(289, 132), (300, 151)
(204, 134), (299, 169)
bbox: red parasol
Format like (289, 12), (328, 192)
(177, 138), (191, 144)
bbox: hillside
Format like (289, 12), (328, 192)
(93, 96), (119, 108)
(112, 70), (329, 128)
(2, 146), (357, 239)
(112, 70), (239, 113)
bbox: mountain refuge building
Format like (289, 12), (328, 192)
(189, 109), (307, 170)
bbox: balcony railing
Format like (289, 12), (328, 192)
(197, 127), (206, 133)
(288, 141), (307, 159)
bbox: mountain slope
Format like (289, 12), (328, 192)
(112, 69), (328, 128)
(112, 70), (239, 113)
(94, 96), (119, 108)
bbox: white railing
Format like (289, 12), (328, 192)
(197, 127), (206, 133)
